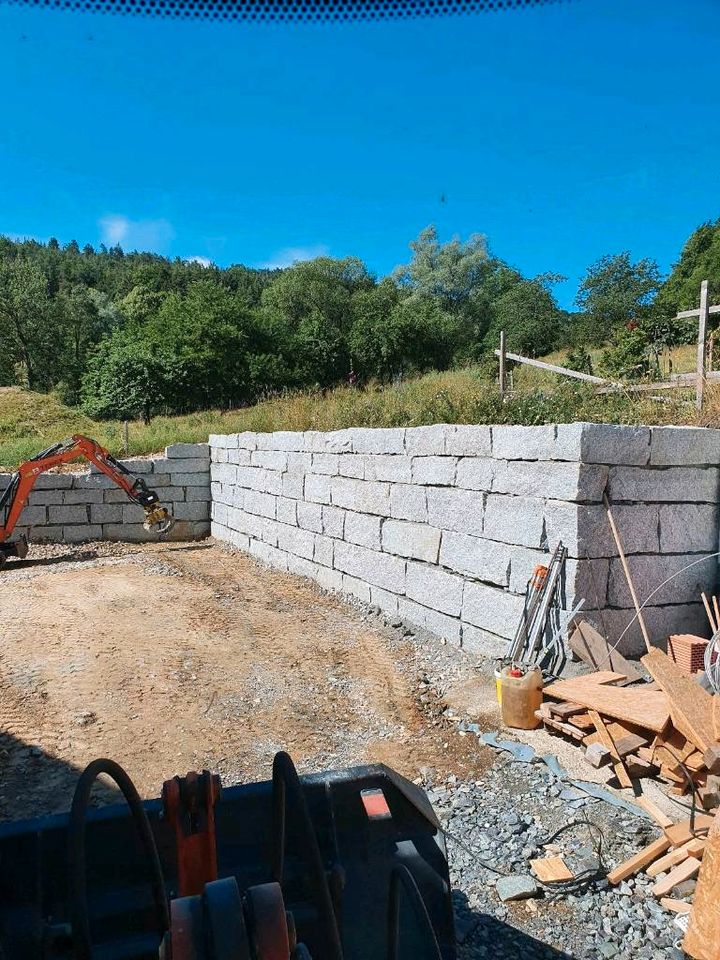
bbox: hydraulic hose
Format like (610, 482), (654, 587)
(68, 758), (170, 960)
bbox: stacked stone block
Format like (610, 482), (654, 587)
(0, 443), (210, 543)
(209, 423), (720, 656)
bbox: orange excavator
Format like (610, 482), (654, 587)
(0, 434), (174, 566)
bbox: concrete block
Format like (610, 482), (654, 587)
(446, 425), (492, 457)
(333, 541), (406, 593)
(461, 623), (508, 659)
(365, 455), (412, 483)
(282, 474), (305, 500)
(211, 463), (237, 485)
(659, 503), (718, 553)
(405, 424), (449, 456)
(247, 539), (289, 572)
(507, 545), (553, 595)
(492, 425), (556, 461)
(242, 490), (276, 519)
(123, 504), (147, 524)
(213, 524), (250, 551)
(63, 524), (103, 543)
(286, 452), (312, 474)
(48, 504), (89, 524)
(609, 466), (720, 503)
(90, 503), (123, 524)
(350, 427), (406, 455)
(439, 532), (510, 587)
(277, 524), (315, 561)
(455, 458), (495, 491)
(18, 505), (47, 526)
(251, 450), (288, 471)
(426, 487), (483, 536)
(483, 495), (545, 548)
(313, 533), (334, 568)
(211, 447), (228, 463)
(255, 431), (303, 451)
(405, 561), (463, 616)
(555, 422), (651, 465)
(166, 458), (209, 474)
(254, 467), (282, 495)
(461, 582), (526, 640)
(27, 525), (64, 543)
(311, 453), (339, 475)
(227, 507), (270, 543)
(492, 461), (608, 502)
(209, 434), (232, 449)
(563, 557), (610, 607)
(344, 512), (382, 550)
(305, 474), (332, 505)
(338, 455), (365, 479)
(316, 564), (344, 593)
(211, 502), (228, 526)
(581, 603), (706, 657)
(185, 486), (209, 502)
(147, 472), (172, 487)
(286, 554), (320, 580)
(545, 501), (660, 559)
(28, 489), (65, 506)
(330, 477), (390, 516)
(324, 430), (355, 454)
(104, 488), (136, 503)
(322, 506), (346, 539)
(608, 553), (717, 606)
(227, 449), (252, 466)
(211, 481), (222, 500)
(173, 501), (210, 522)
(650, 426), (720, 466)
(369, 585), (400, 616)
(382, 519), (441, 563)
(397, 596), (462, 645)
(234, 433), (258, 451)
(390, 484), (427, 522)
(411, 456), (457, 486)
(0, 474), (11, 489)
(341, 574), (372, 604)
(276, 497), (298, 526)
(166, 442), (209, 458)
(172, 472), (211, 488)
(34, 473), (73, 489)
(297, 501), (323, 533)
(73, 473), (114, 489)
(63, 488), (105, 504)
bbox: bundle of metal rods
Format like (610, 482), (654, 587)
(507, 542), (568, 673)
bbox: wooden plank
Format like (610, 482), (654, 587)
(646, 838), (705, 878)
(683, 809), (720, 960)
(697, 279), (709, 412)
(589, 710), (633, 789)
(493, 349), (610, 384)
(543, 675), (670, 732)
(651, 857), (702, 897)
(675, 304), (720, 320)
(665, 815), (715, 847)
(614, 733), (649, 757)
(662, 897), (693, 914)
(549, 701), (587, 719)
(636, 795), (674, 828)
(607, 835), (672, 884)
(530, 856), (574, 883)
(498, 330), (507, 397)
(686, 751), (707, 773)
(625, 754), (655, 778)
(543, 716), (586, 742)
(568, 711), (595, 731)
(641, 649), (715, 752)
(568, 622), (642, 681)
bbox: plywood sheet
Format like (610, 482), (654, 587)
(530, 856), (573, 883)
(569, 621), (642, 682)
(642, 649), (716, 752)
(544, 676), (670, 732)
(683, 809), (720, 960)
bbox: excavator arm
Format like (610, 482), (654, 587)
(0, 435), (174, 563)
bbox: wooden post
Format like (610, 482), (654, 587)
(603, 493), (652, 654)
(499, 330), (507, 398)
(123, 420), (129, 456)
(709, 335), (715, 374)
(697, 279), (710, 412)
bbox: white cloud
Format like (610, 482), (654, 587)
(98, 214), (175, 253)
(185, 255), (212, 267)
(257, 244), (329, 269)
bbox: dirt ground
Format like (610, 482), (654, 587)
(0, 539), (493, 820)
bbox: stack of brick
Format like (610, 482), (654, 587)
(209, 423), (720, 657)
(0, 442), (210, 543)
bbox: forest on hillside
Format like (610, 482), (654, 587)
(0, 220), (718, 422)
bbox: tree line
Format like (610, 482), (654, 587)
(0, 219), (718, 420)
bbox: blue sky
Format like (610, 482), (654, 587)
(0, 0), (718, 309)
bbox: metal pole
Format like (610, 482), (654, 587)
(499, 330), (506, 398)
(696, 280), (709, 412)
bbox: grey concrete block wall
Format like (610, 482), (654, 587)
(209, 423), (720, 657)
(0, 442), (210, 544)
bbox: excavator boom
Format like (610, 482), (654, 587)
(0, 435), (174, 564)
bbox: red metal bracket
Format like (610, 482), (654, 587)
(162, 770), (222, 897)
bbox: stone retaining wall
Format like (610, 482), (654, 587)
(209, 423), (720, 656)
(0, 443), (210, 543)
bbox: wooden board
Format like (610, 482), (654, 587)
(568, 711), (595, 731)
(543, 676), (670, 732)
(568, 622), (642, 682)
(683, 809), (720, 960)
(607, 835), (671, 884)
(549, 701), (587, 719)
(543, 716), (586, 742)
(646, 838), (705, 878)
(661, 897), (692, 915)
(588, 710), (632, 788)
(665, 815), (715, 847)
(636, 795), (673, 828)
(613, 733), (649, 757)
(651, 856), (701, 897)
(641, 649), (715, 752)
(530, 856), (574, 883)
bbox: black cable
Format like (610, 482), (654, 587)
(68, 758), (169, 960)
(271, 751), (343, 960)
(387, 864), (442, 960)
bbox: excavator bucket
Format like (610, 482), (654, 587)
(143, 505), (176, 535)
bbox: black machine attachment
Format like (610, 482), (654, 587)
(0, 752), (455, 959)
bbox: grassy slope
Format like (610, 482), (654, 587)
(1, 353), (715, 469)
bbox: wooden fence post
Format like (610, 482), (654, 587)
(123, 420), (129, 456)
(697, 280), (710, 412)
(499, 330), (506, 398)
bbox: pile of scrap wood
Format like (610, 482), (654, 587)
(536, 622), (720, 808)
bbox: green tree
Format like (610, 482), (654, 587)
(0, 257), (59, 389)
(484, 275), (565, 356)
(656, 218), (720, 317)
(573, 252), (661, 345)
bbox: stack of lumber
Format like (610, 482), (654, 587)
(536, 631), (720, 808)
